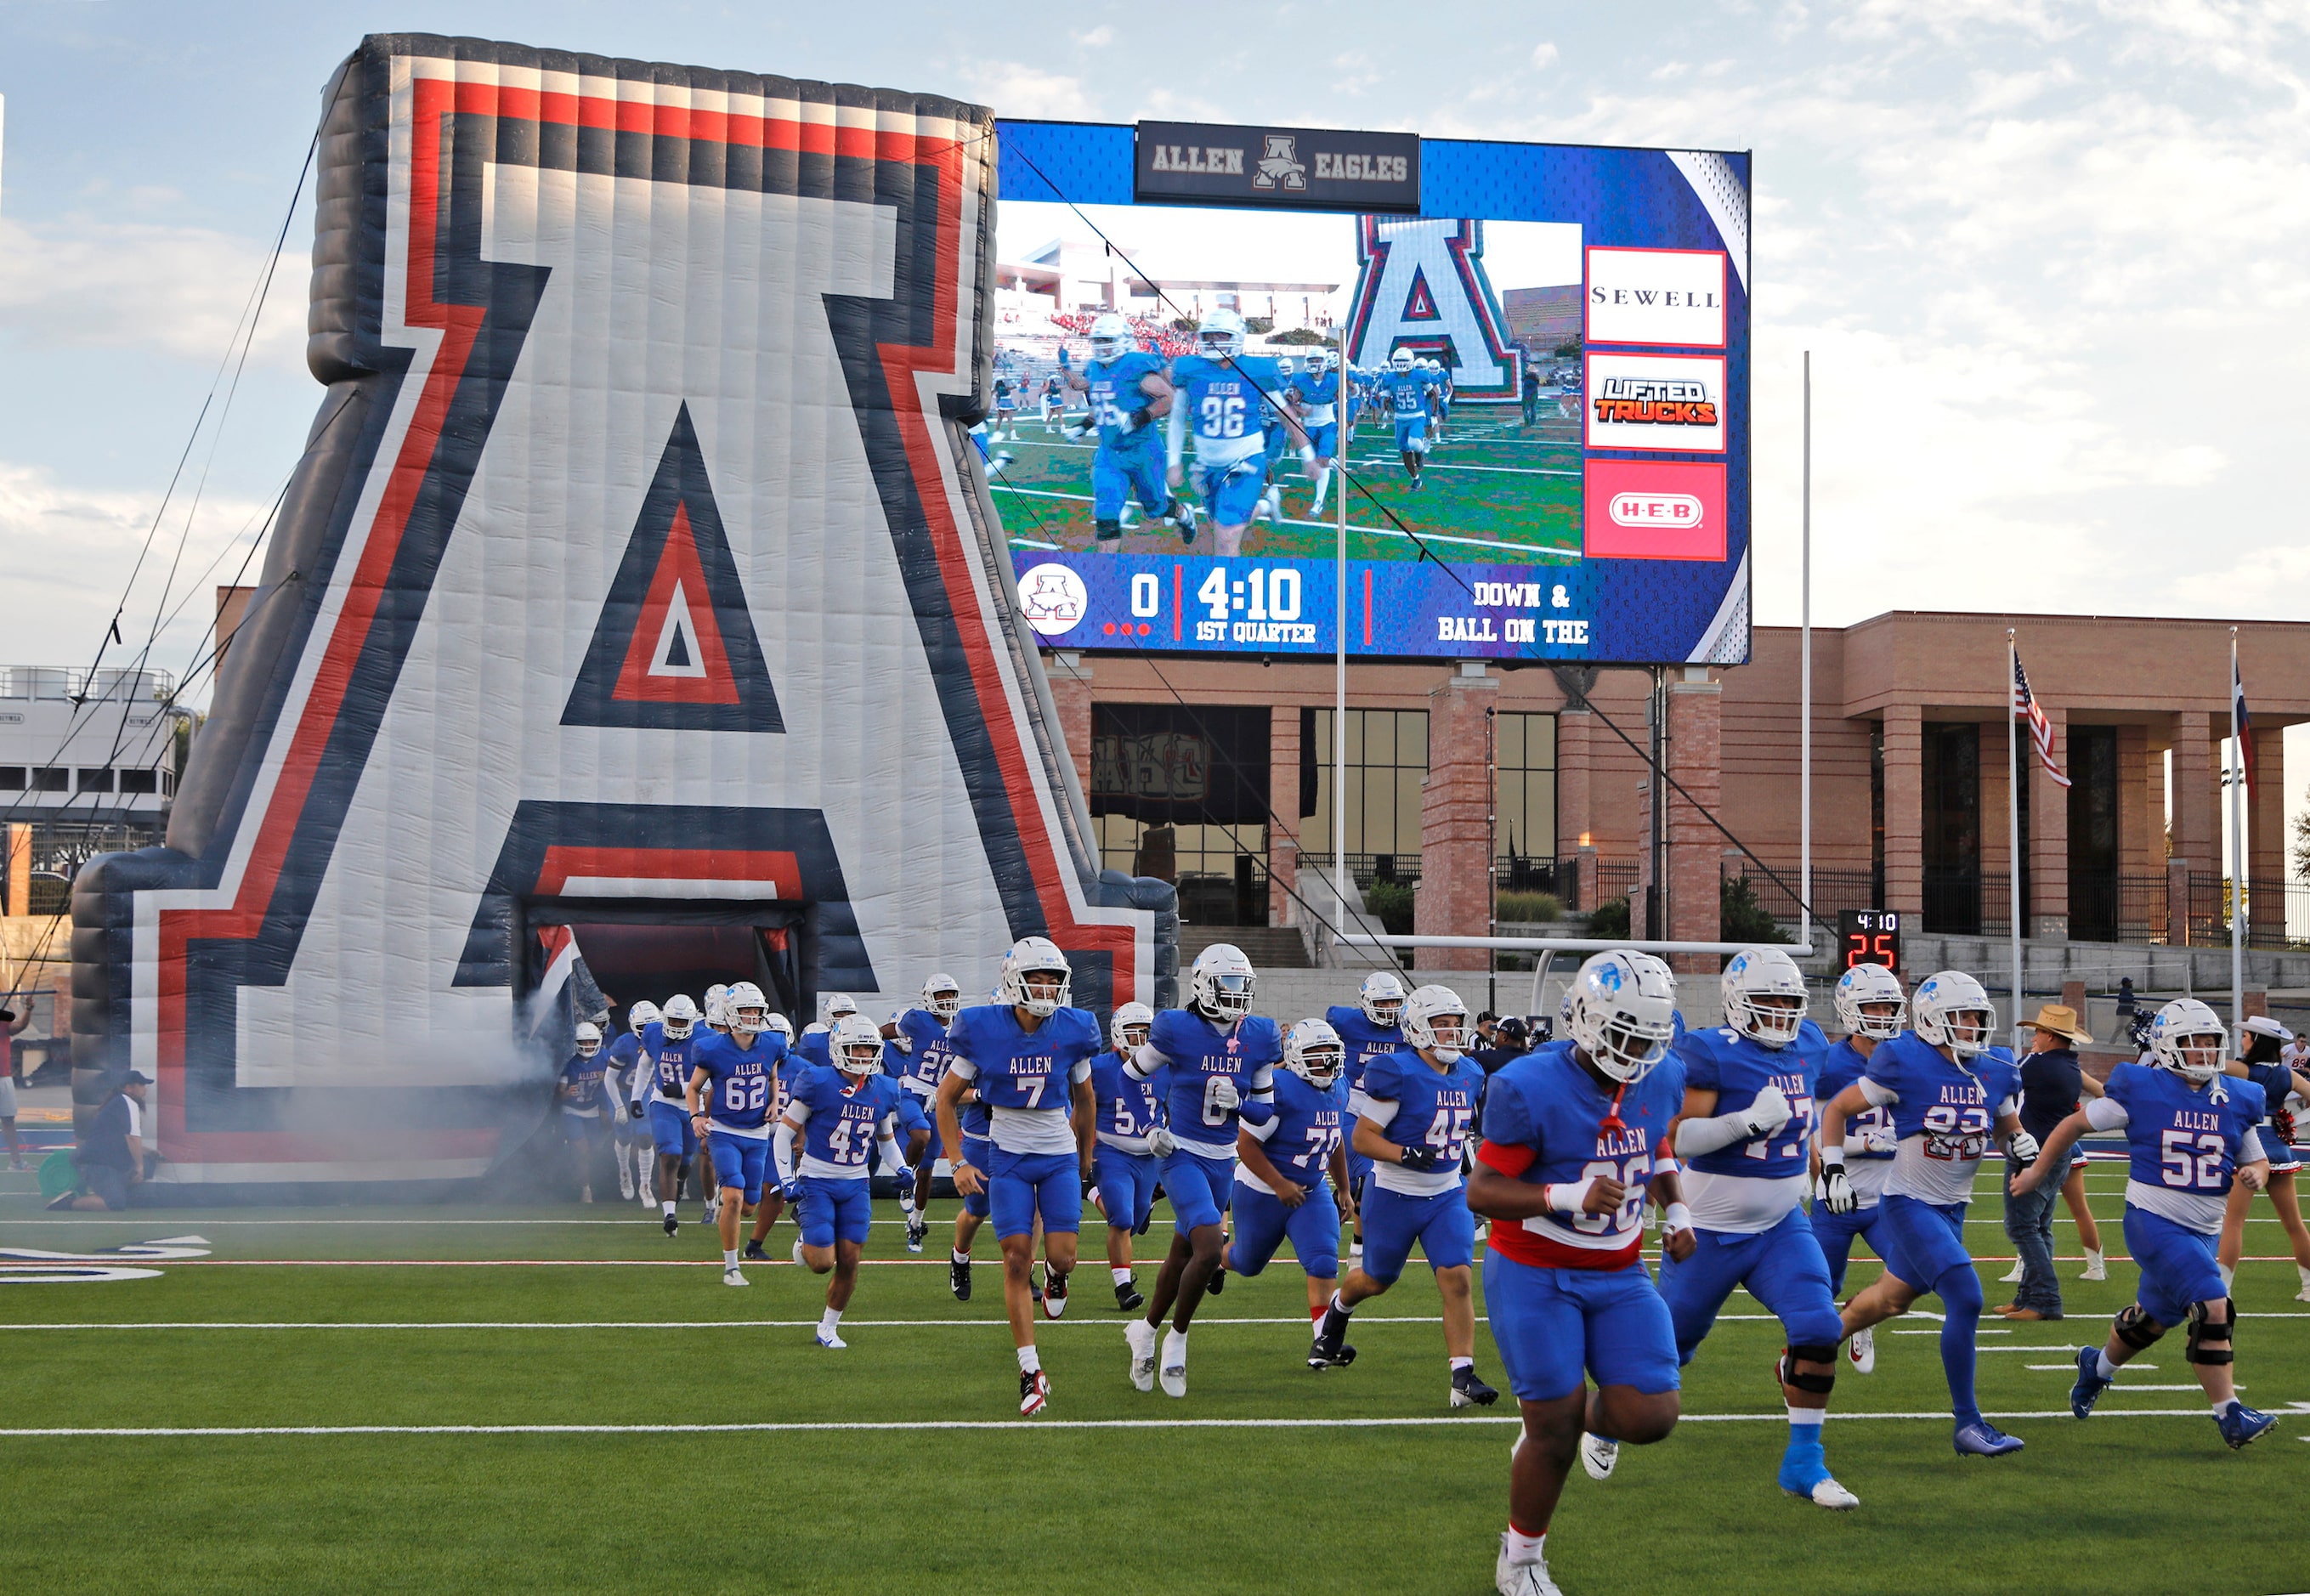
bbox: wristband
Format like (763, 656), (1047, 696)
(1818, 1146), (1845, 1169)
(1664, 1202), (1693, 1232)
(1652, 1153), (1679, 1178)
(1543, 1177), (1593, 1215)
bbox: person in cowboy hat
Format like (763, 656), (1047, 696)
(1997, 1004), (2106, 1319)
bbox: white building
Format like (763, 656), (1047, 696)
(0, 666), (181, 825)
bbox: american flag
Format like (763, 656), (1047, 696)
(2012, 653), (2070, 789)
(2234, 652), (2256, 800)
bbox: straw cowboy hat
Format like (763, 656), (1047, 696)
(2017, 1003), (2092, 1046)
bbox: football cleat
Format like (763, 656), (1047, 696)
(2069, 1345), (2110, 1418)
(742, 1239), (768, 1262)
(1019, 1369), (1050, 1417)
(949, 1253), (972, 1302)
(1494, 1538), (1564, 1596)
(662, 1212), (680, 1237)
(1848, 1325), (1876, 1374)
(1114, 1278), (1145, 1312)
(1043, 1268), (1070, 1320)
(2216, 1403), (2278, 1450)
(1207, 1263), (1226, 1297)
(1310, 1304), (1353, 1369)
(1786, 1475), (1860, 1511)
(722, 1265), (749, 1288)
(1451, 1367), (1500, 1408)
(1125, 1318), (1158, 1393)
(905, 1215), (926, 1254)
(815, 1328), (847, 1350)
(1307, 1335), (1357, 1372)
(1159, 1353), (1187, 1400)
(1578, 1433), (1619, 1481)
(1952, 1419), (2024, 1457)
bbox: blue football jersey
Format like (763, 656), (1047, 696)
(1673, 1021), (1829, 1180)
(638, 1022), (699, 1103)
(1143, 1009), (1282, 1157)
(1244, 1067), (1348, 1191)
(1090, 1049), (1164, 1145)
(1084, 351), (1167, 450)
(1862, 1033), (2021, 1205)
(887, 1008), (955, 1096)
(891, 1089), (931, 1149)
(947, 1003), (1101, 1155)
(692, 1028), (789, 1135)
(1478, 1039), (1685, 1267)
(1287, 368), (1339, 419)
(2106, 1062), (2265, 1198)
(1374, 368), (1438, 419)
(1816, 1038), (1896, 1161)
(1354, 1046), (1486, 1194)
(1325, 1005), (1403, 1093)
(796, 1029), (833, 1070)
(790, 1066), (899, 1176)
(559, 1052), (607, 1112)
(1169, 353), (1283, 469)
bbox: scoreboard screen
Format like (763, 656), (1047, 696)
(1837, 909), (1902, 978)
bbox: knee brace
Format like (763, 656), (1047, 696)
(1780, 1345), (1839, 1395)
(1095, 518), (1122, 539)
(2113, 1302), (2166, 1351)
(2184, 1299), (2235, 1367)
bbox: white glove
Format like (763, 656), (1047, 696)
(1209, 1077), (1242, 1112)
(1817, 1156), (1857, 1215)
(892, 1033), (914, 1055)
(1859, 1125), (1898, 1156)
(1741, 1083), (1793, 1138)
(2007, 1129), (2041, 1164)
(1148, 1126), (1178, 1157)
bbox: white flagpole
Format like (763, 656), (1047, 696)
(2008, 630), (2023, 1044)
(1333, 342), (1349, 954)
(2230, 626), (2244, 1033)
(1801, 352), (1814, 948)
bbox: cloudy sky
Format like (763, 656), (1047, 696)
(3, 0), (2307, 715)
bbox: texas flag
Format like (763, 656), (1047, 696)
(2234, 652), (2256, 801)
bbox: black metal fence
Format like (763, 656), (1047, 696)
(2187, 874), (2310, 950)
(1723, 865), (1877, 929)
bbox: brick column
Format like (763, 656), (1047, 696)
(4, 823), (28, 918)
(2030, 705), (2068, 940)
(1044, 654), (1095, 798)
(1268, 705), (1301, 928)
(2170, 710), (2214, 947)
(1555, 707), (1593, 862)
(2248, 727), (2286, 948)
(1881, 705), (1924, 920)
(1663, 674), (1723, 971)
(1413, 669), (1498, 972)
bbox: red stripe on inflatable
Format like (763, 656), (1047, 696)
(535, 846), (801, 899)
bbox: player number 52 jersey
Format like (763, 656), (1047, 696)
(2093, 1061), (2267, 1233)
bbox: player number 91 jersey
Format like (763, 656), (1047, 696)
(640, 1022), (697, 1102)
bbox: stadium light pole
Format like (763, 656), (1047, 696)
(1801, 351), (1812, 955)
(2229, 626), (2244, 1032)
(2007, 628), (2024, 1044)
(1333, 337), (1348, 959)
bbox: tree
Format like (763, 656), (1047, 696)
(1243, 316), (1276, 335)
(1587, 895), (1631, 938)
(1721, 875), (1792, 945)
(2295, 786), (2310, 880)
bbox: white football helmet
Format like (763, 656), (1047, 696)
(573, 1022), (603, 1059)
(2149, 998), (2228, 1084)
(1721, 946), (1809, 1048)
(824, 993), (858, 1022)
(1282, 1017), (1346, 1087)
(832, 1013), (886, 1077)
(1910, 971), (1996, 1060)
(1277, 355), (1296, 376)
(1359, 969), (1407, 1030)
(1111, 1001), (1154, 1054)
(724, 982), (771, 1038)
(658, 993), (699, 1040)
(1088, 312), (1134, 363)
(1190, 943), (1257, 1024)
(922, 973), (963, 1023)
(1401, 984), (1469, 1063)
(1565, 950), (1678, 1084)
(997, 936), (1073, 1017)
(704, 983), (731, 1029)
(766, 1014), (794, 1042)
(1303, 348), (1331, 376)
(626, 1001), (660, 1037)
(1199, 308), (1247, 359)
(1832, 964), (1905, 1041)
(1390, 348), (1414, 373)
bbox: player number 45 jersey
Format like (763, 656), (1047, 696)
(1352, 1047), (1486, 1197)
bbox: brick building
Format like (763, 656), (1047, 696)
(1045, 612), (2310, 962)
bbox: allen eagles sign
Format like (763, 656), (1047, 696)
(1135, 120), (1420, 212)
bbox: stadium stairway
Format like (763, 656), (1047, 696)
(1179, 925), (1311, 970)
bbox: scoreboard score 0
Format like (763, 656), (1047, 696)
(1837, 910), (1902, 977)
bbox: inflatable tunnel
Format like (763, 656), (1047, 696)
(70, 33), (1177, 1186)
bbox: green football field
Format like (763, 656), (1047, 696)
(986, 397), (1585, 565)
(3, 1161), (2304, 1596)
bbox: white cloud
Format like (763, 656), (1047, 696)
(0, 214), (306, 373)
(1531, 41), (1559, 70)
(952, 60), (1098, 121)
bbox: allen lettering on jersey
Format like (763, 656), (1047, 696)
(2173, 1110), (2220, 1132)
(1597, 1126), (1649, 1158)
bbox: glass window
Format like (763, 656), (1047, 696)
(119, 768), (160, 795)
(1494, 711), (1557, 867)
(0, 767), (24, 791)
(77, 767), (116, 793)
(1303, 708), (1429, 885)
(31, 767), (67, 793)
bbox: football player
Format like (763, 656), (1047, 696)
(888, 972), (963, 1253)
(1372, 349), (1442, 487)
(776, 1013), (904, 1350)
(937, 937), (1103, 1415)
(683, 982), (789, 1287)
(1657, 948), (1856, 1509)
(1430, 359), (1453, 441)
(2014, 999), (2278, 1448)
(1809, 964), (1905, 1374)
(1090, 1001), (1164, 1311)
(1123, 944), (1283, 1396)
(741, 1013), (804, 1258)
(1327, 970), (1407, 1261)
(1311, 985), (1498, 1408)
(1165, 308), (1286, 557)
(2217, 1016), (2310, 1299)
(1818, 971), (2033, 1457)
(1059, 314), (1187, 545)
(558, 1022), (610, 1203)
(1468, 951), (1694, 1596)
(638, 994), (704, 1234)
(603, 1003), (656, 1205)
(1286, 348), (1342, 517)
(1228, 1017), (1355, 1352)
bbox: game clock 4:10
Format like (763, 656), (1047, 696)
(1837, 909), (1901, 977)
(1146, 566), (1319, 646)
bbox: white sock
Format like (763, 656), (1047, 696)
(1787, 1406), (1826, 1427)
(1162, 1327), (1188, 1365)
(1310, 466), (1330, 512)
(1451, 1356), (1474, 1372)
(2086, 1248), (2103, 1264)
(1329, 1290), (1354, 1317)
(2299, 1263), (2310, 1290)
(723, 1249), (739, 1268)
(1017, 1344), (1041, 1374)
(1504, 1527), (1545, 1564)
(953, 1248), (970, 1265)
(2097, 1348), (2120, 1380)
(899, 1191), (915, 1216)
(819, 1308), (842, 1334)
(2212, 1397), (2238, 1417)
(661, 1200), (676, 1216)
(1112, 1267), (1134, 1286)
